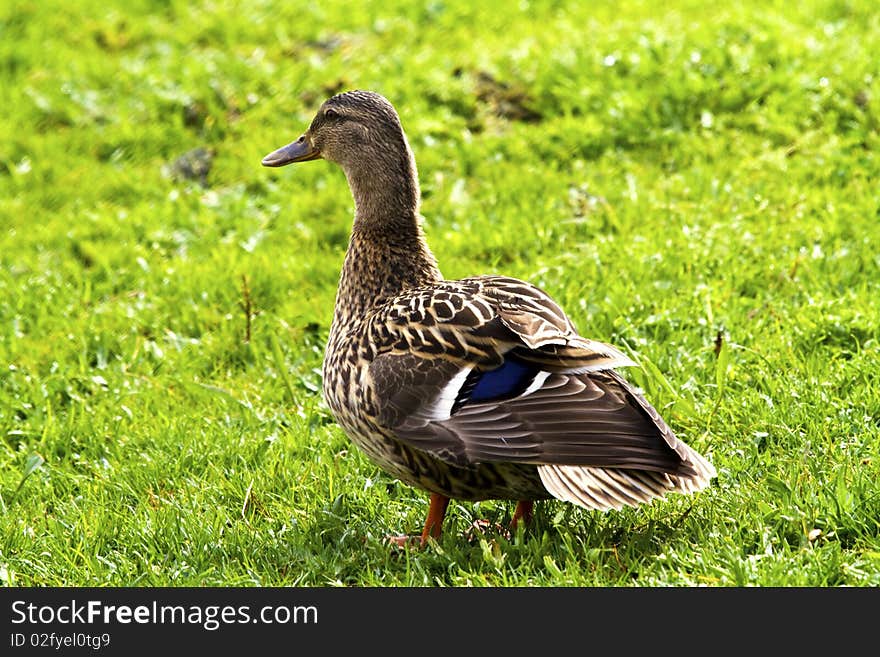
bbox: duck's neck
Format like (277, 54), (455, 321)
(332, 154), (442, 328)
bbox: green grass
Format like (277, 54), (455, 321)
(2, 0), (879, 586)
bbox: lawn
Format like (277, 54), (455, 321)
(1, 0), (878, 586)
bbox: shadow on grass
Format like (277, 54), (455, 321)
(289, 495), (711, 585)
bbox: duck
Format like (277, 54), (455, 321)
(262, 90), (716, 546)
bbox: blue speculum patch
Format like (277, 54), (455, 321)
(468, 356), (536, 402)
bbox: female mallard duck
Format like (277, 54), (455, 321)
(262, 90), (715, 545)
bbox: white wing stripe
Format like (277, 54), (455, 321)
(418, 365), (472, 421)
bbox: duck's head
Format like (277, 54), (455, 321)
(261, 90), (411, 174)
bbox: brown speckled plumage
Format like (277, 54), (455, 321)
(262, 90), (716, 543)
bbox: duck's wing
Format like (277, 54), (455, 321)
(367, 276), (716, 505)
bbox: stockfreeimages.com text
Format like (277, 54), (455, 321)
(11, 600), (317, 631)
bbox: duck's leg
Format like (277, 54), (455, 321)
(386, 493), (450, 548)
(510, 500), (534, 531)
(419, 493), (450, 545)
(465, 500), (533, 542)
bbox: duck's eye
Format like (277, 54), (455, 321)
(324, 108), (340, 121)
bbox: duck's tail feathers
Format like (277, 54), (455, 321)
(537, 444), (716, 511)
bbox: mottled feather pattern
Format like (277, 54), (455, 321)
(322, 272), (715, 504)
(361, 276), (630, 368)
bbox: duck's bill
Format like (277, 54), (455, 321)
(261, 137), (321, 167)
